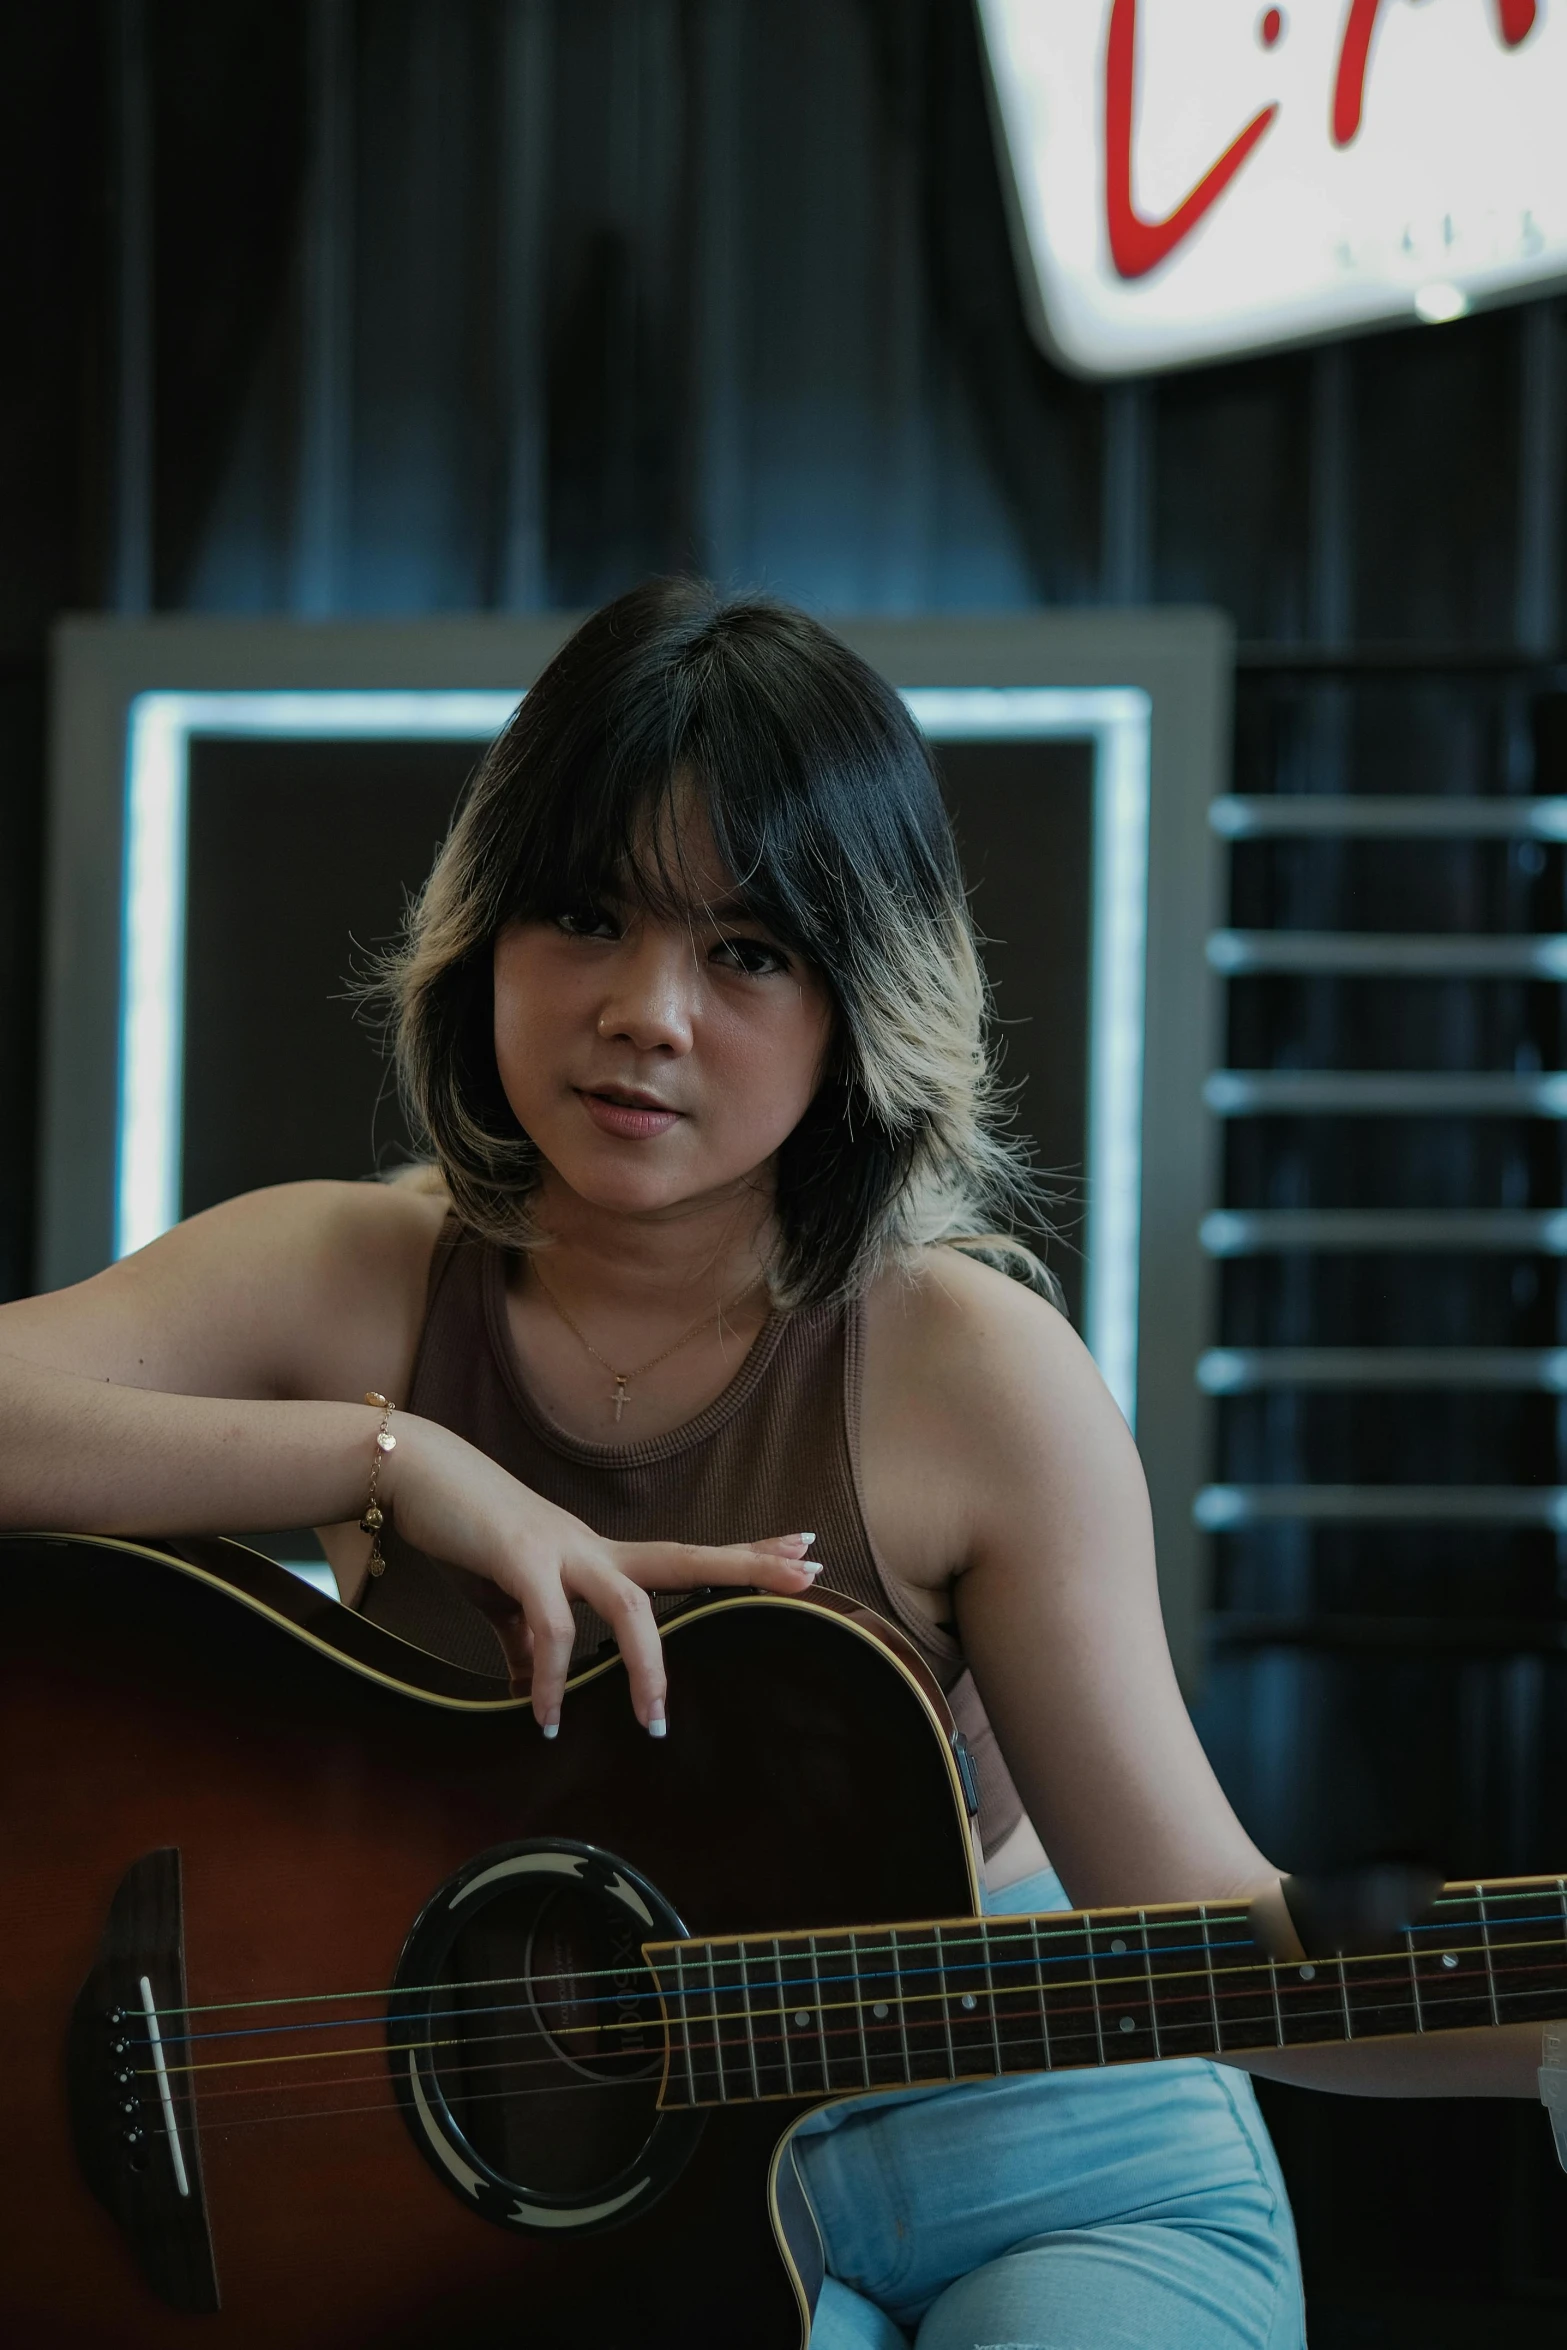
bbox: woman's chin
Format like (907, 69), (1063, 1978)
(537, 1149), (724, 1220)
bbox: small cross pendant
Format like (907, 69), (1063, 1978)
(612, 1377), (629, 1423)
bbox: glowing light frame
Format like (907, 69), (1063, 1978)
(117, 685), (1151, 1423)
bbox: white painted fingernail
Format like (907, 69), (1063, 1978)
(799, 1561), (823, 1574)
(541, 1712), (560, 1741)
(648, 1716), (667, 1739)
(797, 1533), (816, 1546)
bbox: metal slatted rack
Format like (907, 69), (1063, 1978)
(1198, 676), (1567, 1648)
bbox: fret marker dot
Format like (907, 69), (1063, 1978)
(1441, 1952), (1459, 1971)
(961, 1992), (977, 2010)
(1298, 1964), (1316, 1981)
(1119, 2015), (1136, 2032)
(794, 2011), (810, 2027)
(1110, 1938), (1127, 1955)
(873, 2001), (889, 2020)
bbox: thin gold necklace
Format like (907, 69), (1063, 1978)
(529, 1260), (766, 1424)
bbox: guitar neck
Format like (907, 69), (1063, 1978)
(645, 1875), (1567, 2108)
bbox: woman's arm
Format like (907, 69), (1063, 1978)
(0, 1180), (820, 1733)
(865, 1250), (1544, 2099)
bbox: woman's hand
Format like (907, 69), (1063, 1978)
(381, 1413), (819, 1736)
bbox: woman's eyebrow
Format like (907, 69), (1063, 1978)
(697, 889), (771, 924)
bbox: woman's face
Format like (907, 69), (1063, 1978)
(492, 814), (834, 1222)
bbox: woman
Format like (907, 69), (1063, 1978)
(0, 582), (1541, 2350)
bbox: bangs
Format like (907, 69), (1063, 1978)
(502, 701), (861, 974)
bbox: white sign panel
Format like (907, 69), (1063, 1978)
(977, 0), (1567, 376)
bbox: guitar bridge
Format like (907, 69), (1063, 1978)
(66, 1847), (220, 2312)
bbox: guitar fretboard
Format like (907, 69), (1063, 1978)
(642, 1875), (1567, 2108)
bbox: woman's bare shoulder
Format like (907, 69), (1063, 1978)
(0, 1173), (453, 1404)
(863, 1243), (1096, 1418)
(858, 1244), (1133, 1593)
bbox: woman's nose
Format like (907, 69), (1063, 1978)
(594, 934), (697, 1054)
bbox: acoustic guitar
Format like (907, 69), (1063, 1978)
(4, 1531), (1563, 2348)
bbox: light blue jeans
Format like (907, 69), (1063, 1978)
(790, 1868), (1307, 2350)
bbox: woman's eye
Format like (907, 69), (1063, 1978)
(711, 935), (789, 977)
(555, 906), (619, 940)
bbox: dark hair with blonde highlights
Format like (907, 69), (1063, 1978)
(385, 578), (1050, 1307)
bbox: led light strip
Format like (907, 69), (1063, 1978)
(118, 685), (1151, 1426)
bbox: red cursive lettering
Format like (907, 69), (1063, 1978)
(1104, 0), (1278, 281)
(1333, 0), (1537, 149)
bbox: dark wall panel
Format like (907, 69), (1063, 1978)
(180, 735), (475, 1211)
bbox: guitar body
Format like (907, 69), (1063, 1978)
(1, 1535), (979, 2348)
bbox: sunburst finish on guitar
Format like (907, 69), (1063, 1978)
(2, 1533), (977, 2348)
(6, 1533), (1567, 2347)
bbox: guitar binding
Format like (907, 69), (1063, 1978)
(387, 1837), (707, 2238)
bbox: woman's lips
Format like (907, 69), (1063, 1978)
(576, 1089), (684, 1140)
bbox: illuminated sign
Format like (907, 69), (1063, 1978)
(977, 0), (1567, 375)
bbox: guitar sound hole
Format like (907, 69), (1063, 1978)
(391, 1841), (704, 2233)
(432, 1881), (663, 2197)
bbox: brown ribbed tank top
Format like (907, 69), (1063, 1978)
(360, 1221), (1024, 1856)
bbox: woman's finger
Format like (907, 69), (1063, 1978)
(491, 1614), (535, 1696)
(514, 1585), (578, 1740)
(612, 1535), (823, 1593)
(563, 1557), (668, 1734)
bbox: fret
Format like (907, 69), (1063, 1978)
(1339, 1938), (1419, 2044)
(1337, 1952), (1354, 2041)
(1476, 1884), (1501, 2026)
(938, 1923), (993, 2077)
(808, 1932), (871, 2095)
(1274, 1951), (1351, 2049)
(1205, 1912), (1282, 2053)
(1033, 1911), (1106, 2069)
(980, 1925), (1005, 2073)
(848, 1932), (873, 2090)
(1408, 1888), (1494, 2035)
(672, 1947), (713, 2104)
(1029, 1916), (1054, 2070)
(1087, 1911), (1156, 2065)
(896, 1926), (955, 2085)
(1473, 1878), (1567, 2027)
(1405, 1927), (1425, 2033)
(1201, 1905), (1223, 2055)
(778, 1936), (829, 2098)
(1140, 1913), (1162, 2060)
(736, 1940), (763, 2099)
(1146, 1905), (1238, 2059)
(704, 1942), (730, 2104)
(808, 1935), (832, 2089)
(986, 1917), (1049, 2076)
(854, 1932), (910, 2089)
(887, 1930), (915, 2086)
(1086, 1930), (1106, 2063)
(934, 1926), (962, 2080)
(771, 1939), (796, 2097)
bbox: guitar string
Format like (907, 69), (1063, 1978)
(144, 1935), (1554, 2091)
(152, 1923), (1256, 2046)
(138, 1933), (1565, 2087)
(143, 1908), (1567, 2077)
(176, 1939), (1524, 2108)
(146, 1934), (1548, 2077)
(144, 1905), (1261, 2019)
(142, 1914), (1567, 2073)
(137, 1958), (1567, 2139)
(142, 1886), (1561, 2041)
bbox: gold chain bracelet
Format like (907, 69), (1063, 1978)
(359, 1390), (397, 1578)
